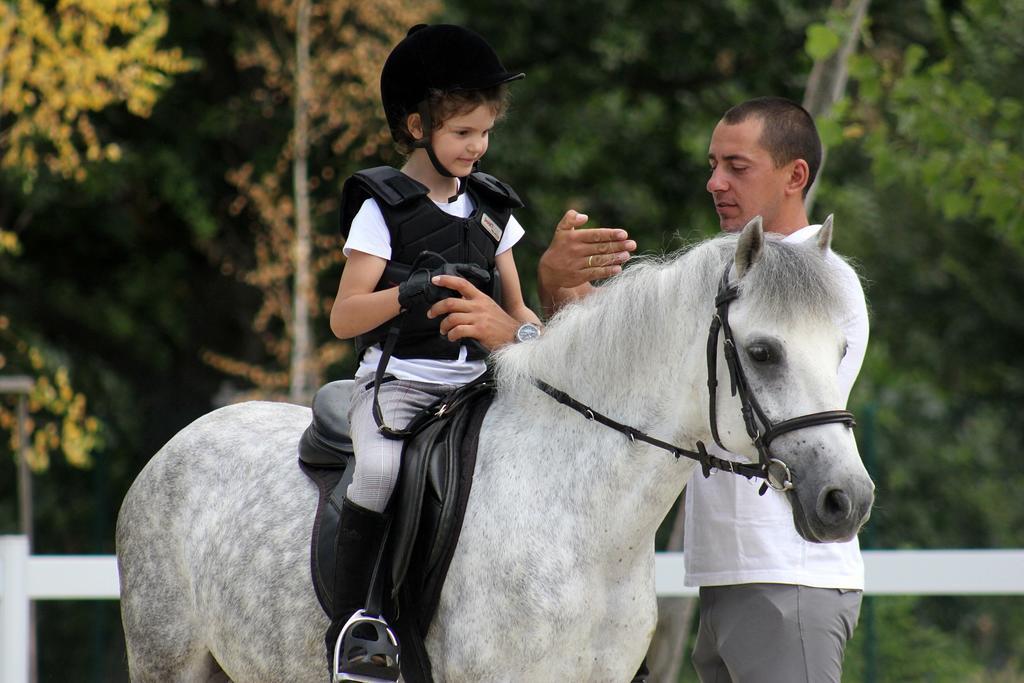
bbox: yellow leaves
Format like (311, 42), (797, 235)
(1, 0), (198, 186)
(0, 324), (102, 472)
(65, 0), (155, 34)
(60, 392), (97, 467)
(30, 429), (51, 470)
(843, 123), (865, 140)
(0, 229), (22, 254)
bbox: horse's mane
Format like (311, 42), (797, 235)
(495, 231), (854, 395)
(738, 232), (852, 324)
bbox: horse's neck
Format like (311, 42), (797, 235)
(534, 248), (720, 432)
(493, 248), (721, 543)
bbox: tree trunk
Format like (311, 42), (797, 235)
(290, 0), (315, 404)
(646, 493), (696, 682)
(803, 0), (872, 213)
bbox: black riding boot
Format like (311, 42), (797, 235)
(324, 497), (400, 682)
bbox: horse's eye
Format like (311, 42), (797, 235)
(748, 344), (771, 363)
(841, 342), (849, 359)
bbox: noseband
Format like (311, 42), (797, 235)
(534, 262), (856, 494)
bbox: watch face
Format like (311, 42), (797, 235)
(516, 323), (540, 343)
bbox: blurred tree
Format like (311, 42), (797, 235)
(801, 0), (871, 211)
(0, 327), (100, 471)
(1, 3), (194, 679)
(829, 0), (1024, 550)
(843, 0), (1024, 246)
(819, 0), (1024, 675)
(203, 0), (439, 402)
(0, 0), (195, 187)
(0, 0), (193, 473)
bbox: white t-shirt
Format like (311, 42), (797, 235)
(683, 224), (870, 590)
(344, 191), (525, 384)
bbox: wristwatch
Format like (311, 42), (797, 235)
(514, 322), (542, 343)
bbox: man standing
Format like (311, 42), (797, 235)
(685, 96), (869, 683)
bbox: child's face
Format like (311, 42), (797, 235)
(430, 104), (498, 177)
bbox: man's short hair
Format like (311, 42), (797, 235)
(722, 97), (822, 197)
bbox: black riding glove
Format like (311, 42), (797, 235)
(397, 262), (491, 313)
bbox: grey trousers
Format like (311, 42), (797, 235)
(692, 583), (862, 683)
(346, 377), (453, 513)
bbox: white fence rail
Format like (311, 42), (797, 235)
(3, 535), (1024, 682)
(654, 548), (1024, 596)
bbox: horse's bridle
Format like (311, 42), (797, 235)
(706, 264), (856, 493)
(534, 263), (856, 494)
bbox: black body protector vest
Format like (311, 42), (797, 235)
(339, 166), (523, 362)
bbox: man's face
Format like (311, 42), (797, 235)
(706, 117), (791, 232)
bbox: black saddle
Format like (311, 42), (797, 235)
(298, 375), (494, 683)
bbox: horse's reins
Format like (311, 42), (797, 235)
(533, 378), (765, 482)
(535, 263), (856, 495)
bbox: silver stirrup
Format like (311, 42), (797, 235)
(332, 610), (401, 683)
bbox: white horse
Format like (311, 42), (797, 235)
(117, 218), (874, 682)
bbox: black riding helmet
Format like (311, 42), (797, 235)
(381, 24), (524, 195)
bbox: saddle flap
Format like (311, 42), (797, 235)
(389, 417), (450, 592)
(389, 377), (495, 603)
(425, 412), (464, 570)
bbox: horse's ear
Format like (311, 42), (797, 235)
(735, 215), (764, 278)
(817, 214), (834, 254)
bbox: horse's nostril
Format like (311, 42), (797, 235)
(819, 488), (853, 524)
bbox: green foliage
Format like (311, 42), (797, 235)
(812, 1), (1024, 676)
(844, 597), (987, 682)
(806, 22), (842, 61)
(842, 0), (1024, 246)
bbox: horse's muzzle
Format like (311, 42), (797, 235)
(791, 476), (874, 543)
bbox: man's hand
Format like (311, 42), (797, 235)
(427, 275), (519, 351)
(537, 209), (636, 315)
(398, 262), (490, 313)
